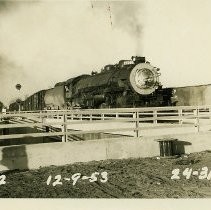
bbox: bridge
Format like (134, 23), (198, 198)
(1, 105), (210, 142)
(1, 105), (211, 171)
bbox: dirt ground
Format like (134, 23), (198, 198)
(1, 151), (211, 198)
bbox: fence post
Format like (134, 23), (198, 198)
(42, 115), (49, 133)
(194, 108), (199, 132)
(178, 109), (183, 124)
(134, 111), (139, 137)
(153, 110), (157, 124)
(62, 114), (67, 142)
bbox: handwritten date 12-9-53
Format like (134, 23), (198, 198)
(46, 171), (108, 186)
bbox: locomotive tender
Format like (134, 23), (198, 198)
(171, 84), (211, 106)
(10, 56), (175, 111)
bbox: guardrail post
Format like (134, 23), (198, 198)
(134, 111), (139, 137)
(62, 114), (67, 142)
(42, 117), (49, 133)
(194, 108), (199, 132)
(153, 110), (157, 124)
(178, 109), (183, 124)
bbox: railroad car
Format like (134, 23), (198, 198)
(44, 84), (66, 110)
(23, 89), (46, 111)
(172, 84), (211, 106)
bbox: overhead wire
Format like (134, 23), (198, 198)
(90, 1), (113, 27)
(107, 1), (113, 27)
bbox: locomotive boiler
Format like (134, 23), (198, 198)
(12, 56), (174, 111)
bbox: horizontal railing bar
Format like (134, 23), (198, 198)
(66, 128), (136, 135)
(0, 127), (136, 140)
(0, 119), (135, 128)
(1, 105), (211, 117)
(65, 118), (135, 123)
(0, 131), (64, 140)
(139, 123), (194, 130)
(5, 112), (211, 119)
(0, 111), (208, 119)
(139, 113), (179, 116)
(0, 122), (202, 140)
(1, 113), (211, 129)
(0, 117), (148, 129)
(0, 112), (208, 120)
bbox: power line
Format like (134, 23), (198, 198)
(107, 2), (112, 27)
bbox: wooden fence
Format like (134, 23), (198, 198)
(1, 105), (211, 143)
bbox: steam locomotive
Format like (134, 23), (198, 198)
(9, 56), (175, 111)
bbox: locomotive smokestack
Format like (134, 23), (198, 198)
(131, 56), (145, 64)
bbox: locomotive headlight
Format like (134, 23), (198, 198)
(134, 69), (155, 89)
(130, 63), (160, 95)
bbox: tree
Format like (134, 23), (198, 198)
(0, 101), (4, 111)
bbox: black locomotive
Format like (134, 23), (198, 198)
(10, 56), (175, 111)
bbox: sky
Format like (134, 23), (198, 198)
(0, 0), (211, 106)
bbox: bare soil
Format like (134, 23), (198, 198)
(1, 151), (211, 198)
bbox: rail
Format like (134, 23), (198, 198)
(1, 105), (211, 143)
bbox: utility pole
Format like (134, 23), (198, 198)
(15, 84), (22, 112)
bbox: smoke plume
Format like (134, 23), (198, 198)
(110, 1), (144, 54)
